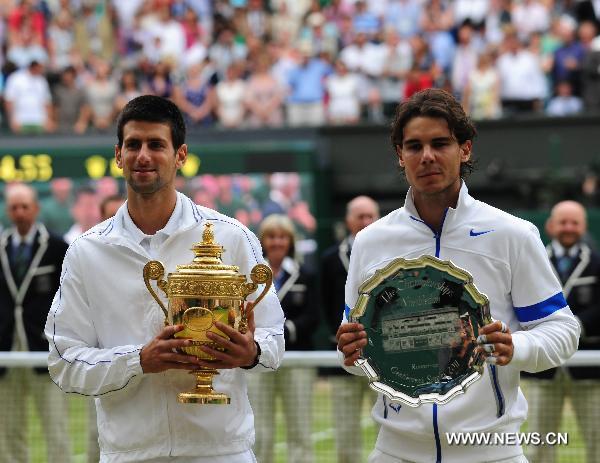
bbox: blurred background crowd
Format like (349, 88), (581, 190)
(0, 173), (318, 259)
(2, 0), (600, 135)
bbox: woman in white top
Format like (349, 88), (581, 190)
(325, 59), (361, 124)
(247, 214), (317, 463)
(216, 61), (247, 128)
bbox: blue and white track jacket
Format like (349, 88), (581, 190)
(45, 192), (285, 462)
(341, 183), (580, 463)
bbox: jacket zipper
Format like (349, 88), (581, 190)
(489, 364), (505, 418)
(432, 210), (447, 463)
(409, 209), (448, 463)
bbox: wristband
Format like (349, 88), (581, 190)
(241, 341), (261, 370)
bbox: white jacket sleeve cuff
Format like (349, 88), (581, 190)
(510, 307), (580, 373)
(247, 328), (285, 372)
(48, 343), (145, 397)
(338, 348), (367, 376)
(510, 332), (533, 369)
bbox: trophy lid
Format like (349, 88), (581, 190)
(174, 222), (242, 278)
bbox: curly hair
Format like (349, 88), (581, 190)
(390, 88), (477, 178)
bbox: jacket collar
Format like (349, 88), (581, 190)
(276, 256), (300, 301)
(403, 181), (475, 226)
(7, 224), (38, 247)
(338, 236), (353, 272)
(550, 240), (581, 259)
(121, 193), (184, 246)
(281, 256), (299, 275)
(1, 223), (47, 249)
(0, 223), (49, 302)
(95, 192), (205, 248)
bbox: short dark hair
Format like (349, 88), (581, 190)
(116, 95), (186, 150)
(390, 88), (477, 178)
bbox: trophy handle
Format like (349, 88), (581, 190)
(240, 264), (273, 333)
(143, 261), (169, 322)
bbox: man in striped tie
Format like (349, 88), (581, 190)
(0, 183), (70, 463)
(525, 200), (600, 463)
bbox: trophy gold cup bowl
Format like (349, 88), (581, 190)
(143, 222), (272, 404)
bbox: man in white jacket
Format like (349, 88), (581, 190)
(337, 88), (580, 463)
(45, 95), (285, 463)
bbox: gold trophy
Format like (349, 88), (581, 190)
(143, 223), (272, 404)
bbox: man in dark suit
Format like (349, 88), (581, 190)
(321, 195), (380, 463)
(0, 183), (71, 463)
(525, 200), (600, 463)
(582, 35), (600, 111)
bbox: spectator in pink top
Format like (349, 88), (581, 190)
(181, 5), (204, 49)
(245, 53), (285, 127)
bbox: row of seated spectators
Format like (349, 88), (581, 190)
(1, 0), (600, 134)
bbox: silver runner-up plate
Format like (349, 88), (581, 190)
(349, 255), (492, 407)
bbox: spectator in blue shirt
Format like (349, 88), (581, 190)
(286, 44), (332, 126)
(552, 18), (586, 95)
(546, 80), (584, 116)
(352, 1), (380, 37)
(385, 0), (423, 39)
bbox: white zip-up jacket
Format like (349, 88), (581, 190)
(341, 183), (580, 463)
(45, 193), (285, 462)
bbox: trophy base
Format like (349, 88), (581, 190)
(177, 391), (231, 404)
(178, 368), (231, 405)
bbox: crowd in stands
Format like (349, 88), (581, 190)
(1, 0), (600, 134)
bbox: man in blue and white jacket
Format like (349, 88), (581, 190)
(45, 95), (285, 463)
(337, 88), (580, 463)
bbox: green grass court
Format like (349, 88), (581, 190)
(27, 380), (584, 462)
